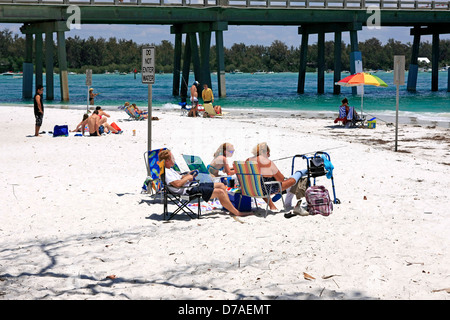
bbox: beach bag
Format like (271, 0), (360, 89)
(53, 125), (68, 137)
(111, 122), (121, 132)
(305, 185), (333, 216)
(309, 156), (326, 178)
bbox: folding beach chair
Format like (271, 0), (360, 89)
(160, 160), (202, 220)
(143, 148), (165, 196)
(182, 154), (217, 183)
(118, 105), (146, 120)
(182, 154), (237, 185)
(334, 105), (348, 126)
(179, 102), (191, 116)
(347, 107), (366, 128)
(203, 103), (229, 117)
(233, 161), (286, 218)
(143, 148), (181, 196)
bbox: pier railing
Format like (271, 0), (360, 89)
(0, 0), (449, 10)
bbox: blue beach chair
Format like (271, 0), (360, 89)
(143, 148), (181, 195)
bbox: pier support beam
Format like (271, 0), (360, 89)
(448, 68), (450, 92)
(172, 32), (182, 96)
(57, 30), (69, 101)
(189, 32), (202, 86)
(317, 31), (325, 94)
(297, 31), (308, 94)
(215, 30), (226, 97)
(180, 33), (192, 99)
(199, 30), (212, 89)
(407, 26), (421, 92)
(349, 28), (362, 95)
(409, 25), (450, 92)
(298, 23), (362, 94)
(45, 32), (54, 100)
(22, 33), (33, 99)
(333, 31), (342, 95)
(171, 22), (228, 99)
(431, 32), (439, 91)
(21, 21), (70, 101)
(35, 33), (43, 93)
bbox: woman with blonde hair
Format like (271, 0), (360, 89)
(247, 142), (307, 211)
(207, 142), (236, 177)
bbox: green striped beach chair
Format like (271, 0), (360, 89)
(182, 154), (213, 183)
(233, 161), (285, 218)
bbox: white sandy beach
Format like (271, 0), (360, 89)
(0, 105), (449, 300)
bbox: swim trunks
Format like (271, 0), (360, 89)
(90, 132), (99, 137)
(186, 182), (215, 202)
(35, 114), (43, 127)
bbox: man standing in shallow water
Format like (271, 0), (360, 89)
(189, 81), (199, 117)
(34, 85), (44, 137)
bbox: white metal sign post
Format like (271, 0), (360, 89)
(142, 46), (155, 153)
(393, 56), (405, 152)
(86, 69), (92, 113)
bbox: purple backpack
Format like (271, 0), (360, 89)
(305, 185), (333, 216)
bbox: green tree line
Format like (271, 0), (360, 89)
(1, 28), (450, 74)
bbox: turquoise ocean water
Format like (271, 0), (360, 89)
(1, 71), (449, 124)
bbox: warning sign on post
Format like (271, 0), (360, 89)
(142, 46), (155, 84)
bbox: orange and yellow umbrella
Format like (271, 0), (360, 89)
(336, 72), (388, 117)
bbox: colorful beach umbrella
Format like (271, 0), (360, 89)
(336, 72), (387, 116)
(336, 72), (388, 88)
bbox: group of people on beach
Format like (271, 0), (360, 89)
(188, 81), (222, 117)
(32, 84), (159, 137)
(33, 84), (121, 137)
(158, 142), (307, 217)
(71, 106), (123, 136)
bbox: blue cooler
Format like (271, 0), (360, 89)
(228, 192), (252, 212)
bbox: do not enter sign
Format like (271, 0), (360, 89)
(142, 46), (155, 84)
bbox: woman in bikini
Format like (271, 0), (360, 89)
(207, 143), (236, 177)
